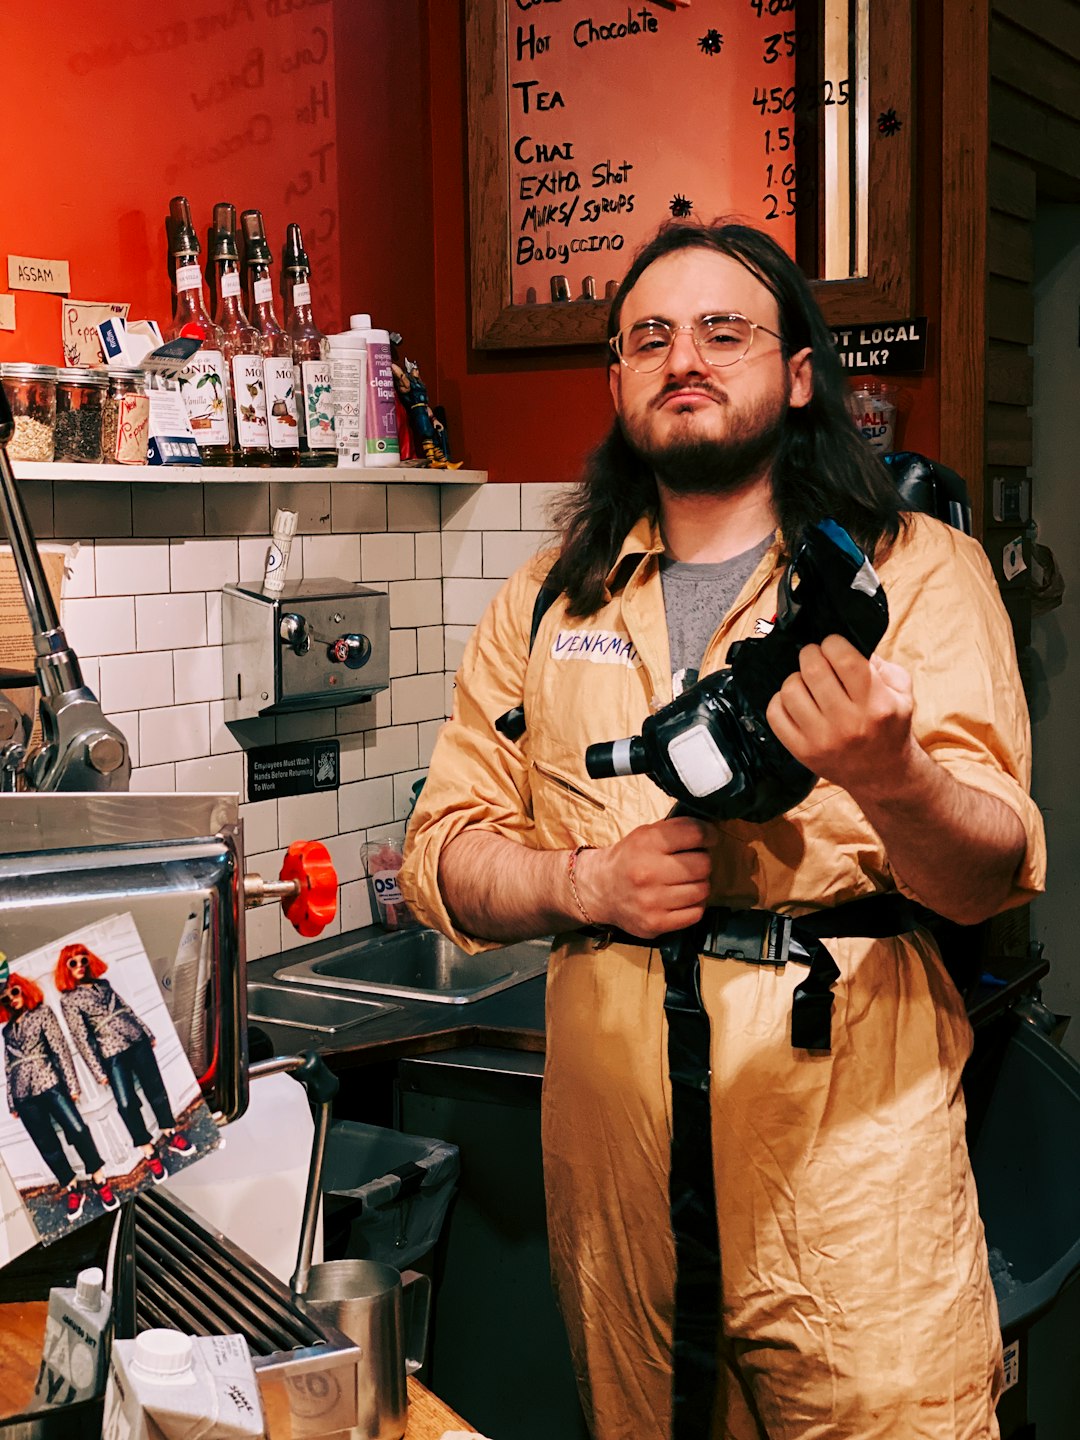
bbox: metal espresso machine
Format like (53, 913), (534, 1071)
(0, 382), (364, 1436)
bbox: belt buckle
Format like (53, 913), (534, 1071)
(701, 910), (791, 969)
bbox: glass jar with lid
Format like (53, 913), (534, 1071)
(102, 369), (149, 465)
(0, 363), (58, 462)
(54, 367), (108, 463)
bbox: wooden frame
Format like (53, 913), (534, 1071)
(465, 0), (916, 349)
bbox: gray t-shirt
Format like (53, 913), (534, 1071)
(660, 536), (772, 695)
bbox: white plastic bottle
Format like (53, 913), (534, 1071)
(348, 313), (400, 467)
(327, 326), (368, 468)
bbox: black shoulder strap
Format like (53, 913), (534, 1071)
(494, 573), (561, 741)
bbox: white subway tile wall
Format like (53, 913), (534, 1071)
(45, 479), (566, 960)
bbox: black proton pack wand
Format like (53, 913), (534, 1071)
(584, 519), (890, 824)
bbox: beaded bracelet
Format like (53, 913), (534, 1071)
(567, 844), (595, 926)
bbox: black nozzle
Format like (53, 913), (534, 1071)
(585, 736), (648, 780)
(211, 201), (239, 261)
(282, 222), (310, 274)
(241, 209), (272, 265)
(168, 195), (200, 258)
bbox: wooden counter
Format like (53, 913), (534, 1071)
(406, 1375), (480, 1437)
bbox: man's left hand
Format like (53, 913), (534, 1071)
(766, 634), (916, 799)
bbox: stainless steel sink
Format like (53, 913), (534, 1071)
(273, 926), (550, 1004)
(247, 981), (400, 1034)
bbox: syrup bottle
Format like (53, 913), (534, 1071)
(167, 195), (230, 465)
(282, 223), (335, 467)
(240, 209), (297, 467)
(211, 202), (269, 466)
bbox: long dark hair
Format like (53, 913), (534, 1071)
(548, 221), (905, 616)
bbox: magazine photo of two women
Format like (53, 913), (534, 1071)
(0, 911), (220, 1251)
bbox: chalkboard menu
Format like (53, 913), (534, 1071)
(467, 0), (916, 348)
(506, 3), (803, 307)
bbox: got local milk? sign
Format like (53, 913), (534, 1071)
(830, 317), (928, 374)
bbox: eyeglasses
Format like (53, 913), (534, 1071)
(609, 313), (785, 374)
(67, 955), (89, 969)
(3, 986), (22, 1001)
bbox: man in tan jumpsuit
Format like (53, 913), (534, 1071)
(401, 222), (1046, 1439)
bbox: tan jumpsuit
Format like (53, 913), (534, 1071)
(401, 512), (1046, 1440)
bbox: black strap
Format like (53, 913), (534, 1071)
(610, 893), (921, 1437)
(494, 576), (561, 741)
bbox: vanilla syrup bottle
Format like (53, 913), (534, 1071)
(211, 202), (269, 466)
(241, 209), (297, 468)
(282, 223), (335, 467)
(167, 196), (230, 465)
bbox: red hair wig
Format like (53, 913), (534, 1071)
(54, 944), (108, 993)
(0, 972), (44, 1023)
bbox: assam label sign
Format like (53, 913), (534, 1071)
(248, 739), (340, 800)
(830, 317), (928, 374)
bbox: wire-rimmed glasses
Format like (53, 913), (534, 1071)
(609, 313), (785, 373)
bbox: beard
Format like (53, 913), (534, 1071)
(619, 380), (790, 496)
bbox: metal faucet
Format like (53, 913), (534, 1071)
(0, 380), (131, 790)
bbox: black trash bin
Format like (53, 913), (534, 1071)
(967, 1015), (1080, 1438)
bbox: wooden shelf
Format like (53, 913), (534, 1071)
(13, 461), (487, 486)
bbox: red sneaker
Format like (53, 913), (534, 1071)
(147, 1157), (167, 1184)
(167, 1133), (194, 1156)
(97, 1183), (120, 1212)
(65, 1190), (85, 1222)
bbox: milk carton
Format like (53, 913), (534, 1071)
(103, 1330), (265, 1440)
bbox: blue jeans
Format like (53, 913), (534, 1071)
(16, 1089), (104, 1188)
(104, 1035), (175, 1147)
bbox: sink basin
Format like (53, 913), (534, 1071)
(273, 927), (550, 1004)
(247, 981), (400, 1035)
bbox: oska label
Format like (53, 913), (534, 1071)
(178, 351), (230, 445)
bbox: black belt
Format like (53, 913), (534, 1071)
(589, 893), (920, 1439)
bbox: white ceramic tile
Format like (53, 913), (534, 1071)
(482, 530), (547, 578)
(520, 481), (565, 532)
(59, 541), (95, 598)
(339, 736), (365, 784)
(418, 718), (445, 767)
(170, 538), (239, 592)
(444, 625), (473, 673)
(362, 724), (419, 779)
(387, 484), (440, 532)
(204, 483), (270, 536)
(139, 703), (211, 767)
(270, 481), (332, 533)
(390, 629), (418, 679)
(244, 903), (282, 961)
(129, 763), (176, 792)
(205, 591), (223, 646)
(275, 711), (336, 743)
(339, 879), (373, 933)
(239, 799), (278, 856)
(391, 673), (447, 726)
(442, 578), (502, 627)
(440, 531), (482, 579)
(361, 532), (415, 582)
(442, 483), (519, 531)
(62, 597), (136, 657)
(337, 775), (395, 831)
(94, 540), (170, 596)
(323, 830), (364, 886)
(238, 535), (301, 587)
(81, 655), (100, 697)
(331, 483), (386, 533)
(214, 711), (274, 755)
(388, 579), (442, 629)
(414, 532), (442, 579)
(132, 484), (204, 538)
(136, 593), (206, 651)
(277, 789), (340, 841)
(393, 768), (428, 820)
(105, 711), (140, 768)
(416, 626), (444, 673)
(301, 534), (361, 582)
(54, 482), (132, 538)
(175, 751), (244, 795)
(99, 651), (174, 713)
(174, 646), (225, 704)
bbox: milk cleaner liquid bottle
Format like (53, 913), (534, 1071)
(349, 314), (400, 467)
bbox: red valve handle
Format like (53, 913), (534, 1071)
(280, 839), (338, 937)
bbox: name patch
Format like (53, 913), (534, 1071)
(551, 629), (642, 666)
